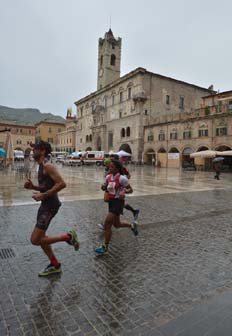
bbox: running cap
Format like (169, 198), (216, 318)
(30, 140), (52, 155)
(104, 158), (111, 166)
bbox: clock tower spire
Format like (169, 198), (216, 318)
(97, 29), (122, 90)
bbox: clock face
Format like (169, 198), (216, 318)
(99, 68), (103, 77)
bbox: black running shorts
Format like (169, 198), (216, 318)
(36, 204), (61, 231)
(108, 198), (124, 216)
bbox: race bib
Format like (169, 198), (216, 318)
(107, 182), (116, 195)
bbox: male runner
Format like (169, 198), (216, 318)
(24, 141), (79, 276)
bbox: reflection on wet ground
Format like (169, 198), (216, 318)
(0, 164), (231, 206)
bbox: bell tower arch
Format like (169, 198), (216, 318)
(97, 29), (121, 90)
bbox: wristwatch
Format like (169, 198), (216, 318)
(44, 191), (49, 198)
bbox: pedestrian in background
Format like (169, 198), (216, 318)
(213, 160), (222, 180)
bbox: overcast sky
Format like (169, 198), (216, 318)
(0, 0), (231, 118)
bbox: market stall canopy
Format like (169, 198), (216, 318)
(116, 150), (131, 157)
(190, 150), (217, 158)
(216, 150), (232, 156)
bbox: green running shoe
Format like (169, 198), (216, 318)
(38, 264), (61, 277)
(68, 229), (80, 251)
(131, 220), (138, 236)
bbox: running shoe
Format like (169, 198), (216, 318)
(98, 223), (105, 231)
(131, 220), (138, 236)
(133, 209), (140, 221)
(95, 244), (108, 256)
(38, 263), (61, 277)
(68, 229), (80, 251)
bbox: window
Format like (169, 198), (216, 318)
(80, 106), (83, 117)
(80, 138), (82, 143)
(198, 129), (208, 137)
(216, 127), (227, 136)
(89, 134), (92, 142)
(58, 128), (61, 133)
(121, 128), (125, 137)
(110, 54), (116, 66)
(119, 111), (122, 118)
(144, 109), (148, 115)
(112, 43), (115, 50)
(100, 55), (103, 66)
(170, 132), (178, 140)
(47, 138), (53, 143)
(28, 129), (31, 135)
(218, 101), (222, 112)
(183, 131), (191, 139)
(158, 132), (165, 141)
(179, 96), (184, 109)
(229, 101), (232, 111)
(166, 95), (170, 105)
(126, 127), (130, 137)
(16, 139), (22, 144)
(119, 91), (123, 103)
(49, 127), (52, 133)
(128, 87), (132, 99)
(112, 95), (115, 106)
(148, 134), (154, 141)
(86, 135), (89, 142)
(108, 132), (113, 147)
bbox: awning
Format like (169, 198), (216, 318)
(190, 150), (216, 158)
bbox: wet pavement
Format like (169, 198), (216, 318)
(1, 165), (232, 335)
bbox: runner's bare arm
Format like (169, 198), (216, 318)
(24, 179), (40, 190)
(124, 183), (133, 194)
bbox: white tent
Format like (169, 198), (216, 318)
(190, 150), (217, 158)
(116, 150), (131, 157)
(217, 150), (232, 156)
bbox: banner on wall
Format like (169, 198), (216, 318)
(168, 153), (180, 160)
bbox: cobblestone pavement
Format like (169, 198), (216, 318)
(1, 167), (232, 335)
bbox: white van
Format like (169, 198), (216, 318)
(80, 151), (104, 166)
(14, 150), (24, 161)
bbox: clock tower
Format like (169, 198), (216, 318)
(97, 29), (122, 90)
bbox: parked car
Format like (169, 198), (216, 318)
(61, 153), (82, 166)
(56, 155), (66, 163)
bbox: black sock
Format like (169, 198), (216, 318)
(125, 204), (135, 213)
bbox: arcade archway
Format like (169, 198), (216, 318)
(145, 148), (156, 165)
(119, 143), (132, 154)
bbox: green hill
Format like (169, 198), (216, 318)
(0, 105), (65, 125)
